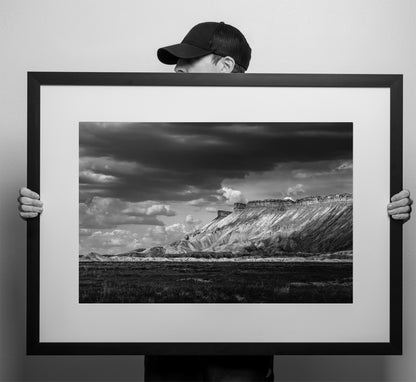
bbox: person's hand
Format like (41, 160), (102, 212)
(18, 187), (43, 219)
(388, 189), (412, 222)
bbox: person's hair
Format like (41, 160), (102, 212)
(210, 22), (251, 71)
(211, 54), (246, 73)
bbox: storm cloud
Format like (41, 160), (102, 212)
(80, 122), (352, 203)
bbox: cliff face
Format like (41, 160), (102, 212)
(165, 194), (352, 256)
(234, 193), (351, 210)
(217, 210), (232, 219)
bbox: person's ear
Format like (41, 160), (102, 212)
(220, 56), (235, 73)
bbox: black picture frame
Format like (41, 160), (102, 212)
(27, 72), (403, 355)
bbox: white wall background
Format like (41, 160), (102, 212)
(0, 0), (415, 380)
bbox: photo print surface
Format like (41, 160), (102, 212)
(79, 122), (353, 303)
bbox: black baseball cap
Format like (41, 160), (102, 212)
(157, 22), (251, 70)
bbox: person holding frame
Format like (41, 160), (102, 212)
(19, 21), (412, 382)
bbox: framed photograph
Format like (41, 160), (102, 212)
(27, 72), (403, 355)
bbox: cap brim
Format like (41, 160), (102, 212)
(157, 43), (213, 65)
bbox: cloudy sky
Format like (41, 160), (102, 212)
(79, 122), (352, 255)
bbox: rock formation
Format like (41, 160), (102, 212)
(165, 193), (352, 256)
(80, 194), (353, 261)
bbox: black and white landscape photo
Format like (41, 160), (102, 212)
(79, 122), (353, 303)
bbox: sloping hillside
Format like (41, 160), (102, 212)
(165, 194), (352, 256)
(79, 194), (352, 261)
(79, 252), (109, 262)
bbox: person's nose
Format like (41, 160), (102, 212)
(174, 59), (188, 73)
(174, 65), (186, 73)
(175, 66), (186, 73)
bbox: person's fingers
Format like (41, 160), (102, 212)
(17, 196), (43, 207)
(391, 189), (410, 202)
(19, 204), (43, 213)
(19, 212), (39, 219)
(391, 213), (410, 221)
(387, 197), (410, 210)
(387, 205), (411, 215)
(19, 187), (40, 199)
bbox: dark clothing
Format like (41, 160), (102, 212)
(145, 355), (274, 382)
